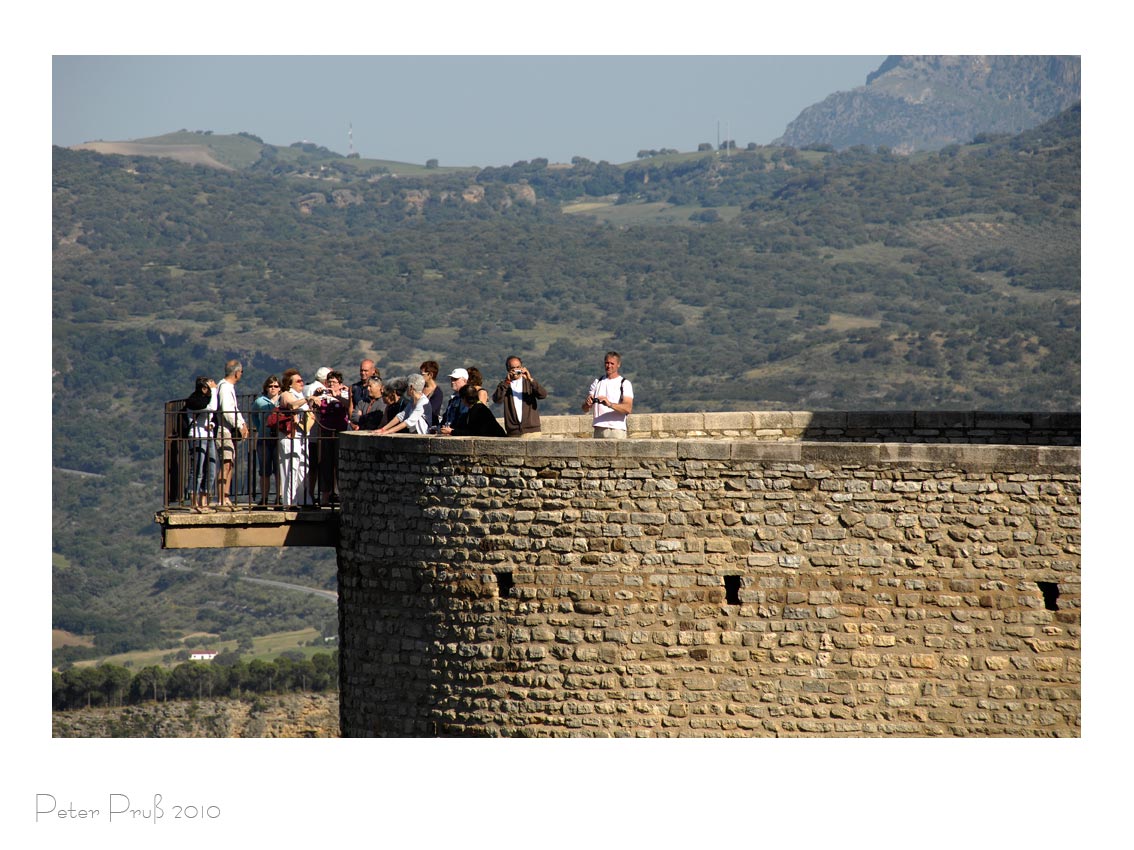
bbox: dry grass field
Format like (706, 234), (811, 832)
(52, 629), (94, 650)
(72, 141), (234, 170)
(62, 628), (327, 670)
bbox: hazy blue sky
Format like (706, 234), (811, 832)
(52, 56), (885, 167)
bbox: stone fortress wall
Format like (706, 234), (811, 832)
(336, 411), (1080, 737)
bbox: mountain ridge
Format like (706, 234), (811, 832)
(775, 55), (1081, 153)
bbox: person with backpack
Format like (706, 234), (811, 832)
(581, 351), (634, 439)
(184, 376), (218, 511)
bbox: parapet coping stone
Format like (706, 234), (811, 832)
(341, 410), (1080, 441)
(532, 410), (1081, 434)
(341, 433), (1080, 472)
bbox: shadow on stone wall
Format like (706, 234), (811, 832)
(532, 410), (1080, 446)
(796, 411), (1080, 445)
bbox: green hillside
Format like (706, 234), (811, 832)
(51, 106), (1080, 667)
(133, 130), (268, 168)
(112, 129), (480, 176)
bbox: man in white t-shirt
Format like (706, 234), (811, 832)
(582, 351), (634, 439)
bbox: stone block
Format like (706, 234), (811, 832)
(704, 411), (756, 433)
(537, 415), (590, 437)
(730, 442), (802, 462)
(1036, 446), (1081, 470)
(974, 413), (1032, 430)
(846, 411), (916, 431)
(677, 440), (732, 460)
(748, 411), (797, 430)
(519, 439), (580, 459)
(576, 440), (621, 458)
(915, 411), (974, 430)
(613, 439), (679, 459)
(802, 411), (847, 433)
(649, 413), (704, 436)
(802, 443), (883, 466)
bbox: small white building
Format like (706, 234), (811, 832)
(189, 651), (218, 661)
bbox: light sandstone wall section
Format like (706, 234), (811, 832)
(537, 410), (1080, 443)
(337, 414), (1080, 737)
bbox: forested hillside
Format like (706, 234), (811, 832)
(51, 105), (1080, 665)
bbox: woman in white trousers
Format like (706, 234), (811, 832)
(276, 369), (313, 506)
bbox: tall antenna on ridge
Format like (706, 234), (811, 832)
(348, 122), (354, 157)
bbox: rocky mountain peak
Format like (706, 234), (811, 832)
(776, 55), (1080, 153)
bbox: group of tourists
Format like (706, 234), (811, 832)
(180, 352), (633, 511)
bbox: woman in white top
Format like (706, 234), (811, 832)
(184, 376), (218, 512)
(377, 374), (432, 435)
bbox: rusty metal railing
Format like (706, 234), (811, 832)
(163, 394), (345, 512)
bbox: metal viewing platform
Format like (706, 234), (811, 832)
(156, 506), (339, 549)
(157, 396), (340, 549)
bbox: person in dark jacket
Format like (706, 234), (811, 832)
(492, 356), (547, 437)
(420, 360), (444, 431)
(439, 368), (469, 434)
(350, 359), (378, 427)
(354, 375), (386, 430)
(452, 384), (506, 437)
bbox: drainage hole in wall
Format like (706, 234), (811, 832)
(724, 575), (742, 606)
(496, 571), (515, 598)
(1037, 581), (1060, 611)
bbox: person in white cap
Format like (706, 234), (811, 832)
(439, 368), (469, 435)
(305, 366), (330, 398)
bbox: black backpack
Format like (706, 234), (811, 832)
(178, 390), (212, 438)
(176, 399), (192, 439)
